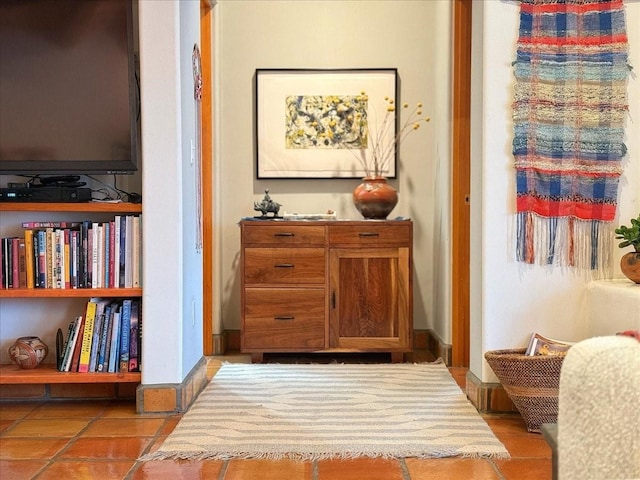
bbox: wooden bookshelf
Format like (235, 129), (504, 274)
(0, 201), (143, 393)
(0, 363), (141, 384)
(0, 288), (142, 298)
(0, 202), (142, 213)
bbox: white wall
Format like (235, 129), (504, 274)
(139, 0), (203, 385)
(470, 1), (640, 381)
(213, 0), (454, 341)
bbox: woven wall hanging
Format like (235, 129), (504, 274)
(513, 0), (630, 275)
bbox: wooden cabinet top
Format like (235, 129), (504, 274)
(241, 219), (412, 247)
(239, 219), (411, 226)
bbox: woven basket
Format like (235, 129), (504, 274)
(485, 348), (565, 433)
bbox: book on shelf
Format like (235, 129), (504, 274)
(69, 318), (86, 372)
(128, 300), (140, 372)
(77, 300), (98, 373)
(11, 237), (19, 289)
(36, 230), (46, 288)
(108, 307), (122, 373)
(21, 221), (81, 229)
(119, 299), (132, 372)
(118, 215), (126, 288)
(525, 332), (575, 356)
(2, 214), (142, 291)
(97, 303), (115, 372)
(45, 228), (54, 289)
(59, 316), (83, 372)
(24, 229), (35, 289)
(17, 237), (27, 288)
(88, 299), (108, 372)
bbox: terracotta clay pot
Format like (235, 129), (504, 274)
(620, 251), (640, 284)
(8, 336), (48, 369)
(353, 176), (398, 220)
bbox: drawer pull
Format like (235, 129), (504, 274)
(274, 315), (294, 321)
(274, 232), (295, 237)
(274, 263), (294, 268)
(358, 232), (380, 237)
(331, 291), (336, 309)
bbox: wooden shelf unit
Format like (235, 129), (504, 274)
(0, 201), (143, 388)
(0, 288), (142, 298)
(0, 202), (142, 213)
(0, 364), (141, 385)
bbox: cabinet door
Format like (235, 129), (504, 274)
(329, 247), (410, 351)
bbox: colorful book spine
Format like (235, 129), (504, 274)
(17, 237), (27, 288)
(63, 229), (70, 289)
(2, 238), (10, 288)
(118, 216), (126, 288)
(88, 307), (104, 372)
(128, 300), (140, 372)
(108, 306), (121, 373)
(11, 237), (19, 288)
(21, 222), (80, 228)
(70, 319), (86, 372)
(113, 216), (121, 288)
(118, 299), (132, 372)
(97, 303), (113, 372)
(59, 318), (79, 372)
(77, 301), (97, 373)
(36, 230), (46, 288)
(24, 229), (35, 289)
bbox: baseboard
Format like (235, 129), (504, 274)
(424, 329), (452, 366)
(136, 355), (209, 414)
(465, 369), (518, 414)
(219, 329), (437, 358)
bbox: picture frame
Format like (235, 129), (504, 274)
(255, 68), (398, 179)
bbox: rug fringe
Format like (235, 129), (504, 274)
(139, 449), (511, 462)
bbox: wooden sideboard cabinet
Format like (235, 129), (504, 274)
(240, 220), (412, 362)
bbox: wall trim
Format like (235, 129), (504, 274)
(465, 369), (518, 414)
(425, 328), (452, 366)
(136, 355), (209, 414)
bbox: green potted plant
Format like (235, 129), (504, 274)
(615, 214), (640, 283)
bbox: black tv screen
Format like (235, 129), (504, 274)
(0, 0), (140, 175)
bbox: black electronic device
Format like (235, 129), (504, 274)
(0, 0), (140, 175)
(0, 187), (92, 203)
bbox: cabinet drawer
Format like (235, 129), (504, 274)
(244, 248), (325, 284)
(243, 224), (326, 246)
(328, 223), (411, 246)
(243, 288), (325, 349)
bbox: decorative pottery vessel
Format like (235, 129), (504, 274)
(8, 336), (48, 369)
(353, 176), (398, 220)
(620, 252), (640, 284)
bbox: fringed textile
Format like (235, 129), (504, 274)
(513, 0), (630, 275)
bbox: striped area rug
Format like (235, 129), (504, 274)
(141, 362), (509, 461)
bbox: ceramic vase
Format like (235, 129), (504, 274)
(8, 336), (48, 369)
(620, 252), (640, 284)
(353, 176), (398, 220)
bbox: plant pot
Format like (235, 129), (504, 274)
(8, 336), (48, 369)
(353, 176), (398, 220)
(620, 252), (640, 283)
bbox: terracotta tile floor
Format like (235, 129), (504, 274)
(0, 352), (552, 480)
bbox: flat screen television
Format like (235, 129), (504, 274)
(0, 0), (140, 176)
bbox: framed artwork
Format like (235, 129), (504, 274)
(255, 68), (398, 179)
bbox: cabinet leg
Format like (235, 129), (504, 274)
(250, 352), (264, 363)
(390, 352), (404, 363)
